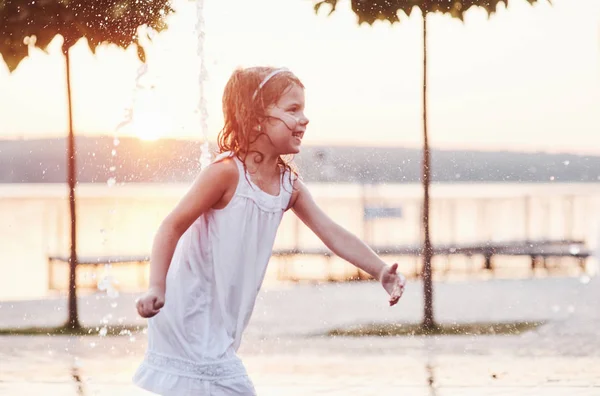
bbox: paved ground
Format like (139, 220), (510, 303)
(1, 276), (599, 395)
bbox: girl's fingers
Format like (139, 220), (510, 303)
(388, 277), (405, 305)
(143, 300), (155, 316)
(135, 295), (164, 318)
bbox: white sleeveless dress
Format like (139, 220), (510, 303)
(133, 152), (294, 395)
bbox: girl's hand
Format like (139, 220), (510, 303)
(136, 287), (165, 318)
(380, 263), (406, 306)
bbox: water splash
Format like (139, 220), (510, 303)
(196, 0), (211, 169)
(97, 272), (119, 296)
(94, 27), (157, 326)
(568, 245), (580, 255)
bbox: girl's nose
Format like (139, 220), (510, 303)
(299, 114), (309, 126)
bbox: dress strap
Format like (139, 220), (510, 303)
(279, 169), (296, 210)
(229, 154), (246, 176)
(212, 152), (244, 178)
(214, 152), (294, 212)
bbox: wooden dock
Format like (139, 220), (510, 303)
(272, 239), (591, 281)
(47, 239), (592, 290)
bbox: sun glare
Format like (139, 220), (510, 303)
(129, 101), (170, 142)
(136, 129), (162, 141)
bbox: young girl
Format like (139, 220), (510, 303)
(133, 66), (406, 395)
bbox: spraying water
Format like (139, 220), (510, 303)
(196, 0), (211, 169)
(95, 26), (157, 339)
(94, 5), (211, 338)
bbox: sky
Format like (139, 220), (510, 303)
(0, 0), (599, 154)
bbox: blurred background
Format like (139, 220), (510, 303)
(1, 0), (599, 300)
(1, 0), (600, 394)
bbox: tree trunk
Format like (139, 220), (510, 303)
(64, 47), (80, 330)
(422, 10), (435, 329)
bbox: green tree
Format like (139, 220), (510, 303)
(313, 0), (547, 329)
(0, 0), (173, 329)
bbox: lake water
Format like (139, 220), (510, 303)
(2, 182), (600, 300)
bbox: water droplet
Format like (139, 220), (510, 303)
(129, 335), (136, 342)
(97, 278), (110, 291)
(579, 275), (591, 284)
(113, 138), (120, 146)
(107, 177), (116, 187)
(99, 327), (108, 337)
(111, 149), (117, 156)
(110, 302), (118, 308)
(109, 166), (116, 172)
(563, 160), (570, 166)
(551, 305), (560, 313)
(89, 342), (96, 348)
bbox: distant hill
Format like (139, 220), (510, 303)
(1, 136), (599, 184)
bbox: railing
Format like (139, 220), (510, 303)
(47, 239), (591, 290)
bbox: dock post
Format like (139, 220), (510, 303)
(484, 253), (493, 271)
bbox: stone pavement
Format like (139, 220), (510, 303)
(1, 276), (599, 394)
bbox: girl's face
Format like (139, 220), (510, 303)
(261, 84), (309, 155)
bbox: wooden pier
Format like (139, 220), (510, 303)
(47, 239), (592, 290)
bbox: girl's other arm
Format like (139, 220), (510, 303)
(136, 159), (237, 318)
(290, 180), (405, 306)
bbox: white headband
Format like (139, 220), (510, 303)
(252, 68), (290, 101)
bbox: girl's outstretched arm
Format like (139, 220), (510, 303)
(136, 159), (238, 318)
(290, 180), (406, 306)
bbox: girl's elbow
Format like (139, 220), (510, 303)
(158, 218), (187, 240)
